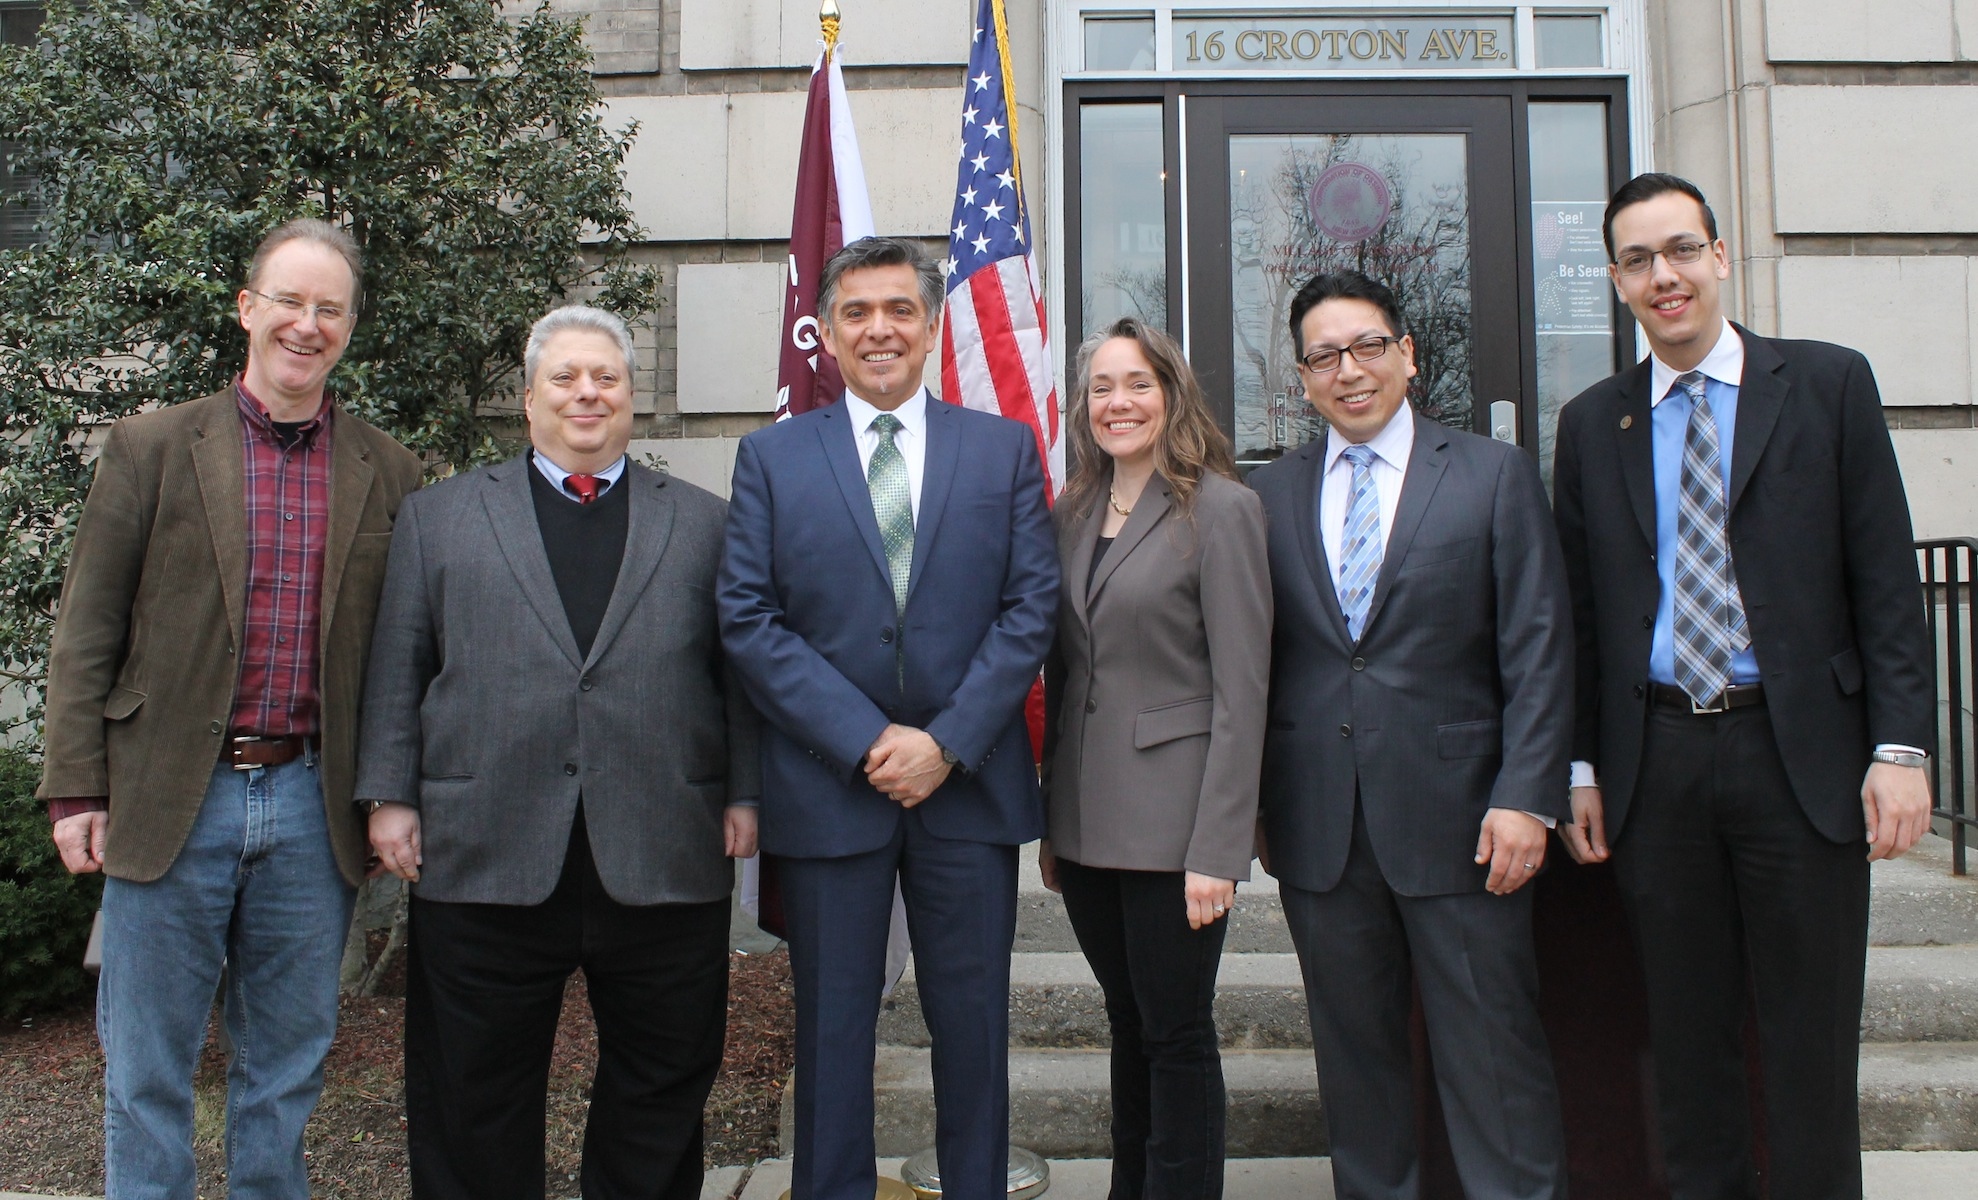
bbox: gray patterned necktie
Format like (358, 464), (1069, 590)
(1337, 444), (1382, 641)
(1671, 370), (1750, 705)
(868, 413), (914, 614)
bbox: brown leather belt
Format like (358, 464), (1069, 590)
(226, 734), (310, 771)
(1648, 681), (1766, 715)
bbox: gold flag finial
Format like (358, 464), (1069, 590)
(820, 0), (841, 51)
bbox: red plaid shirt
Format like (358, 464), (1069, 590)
(49, 381), (335, 823)
(228, 379), (334, 737)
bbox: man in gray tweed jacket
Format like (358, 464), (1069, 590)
(357, 305), (759, 1200)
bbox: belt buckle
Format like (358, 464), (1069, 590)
(1690, 693), (1729, 715)
(230, 734), (264, 771)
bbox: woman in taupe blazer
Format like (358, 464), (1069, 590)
(1041, 317), (1271, 1199)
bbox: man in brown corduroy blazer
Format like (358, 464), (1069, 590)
(37, 218), (421, 1200)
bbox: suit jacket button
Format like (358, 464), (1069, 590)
(1633, 684), (1645, 699)
(564, 763), (579, 776)
(1085, 699), (1097, 714)
(1339, 724), (1352, 737)
(209, 721), (223, 735)
(580, 676), (594, 691)
(1351, 657), (1366, 671)
(1642, 616), (1653, 629)
(880, 627), (894, 644)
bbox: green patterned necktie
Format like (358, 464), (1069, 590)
(868, 413), (914, 614)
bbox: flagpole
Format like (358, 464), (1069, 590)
(820, 0), (840, 54)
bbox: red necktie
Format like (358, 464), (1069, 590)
(564, 474), (601, 505)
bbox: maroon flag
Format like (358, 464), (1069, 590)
(774, 46), (874, 419)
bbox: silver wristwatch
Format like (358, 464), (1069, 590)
(1871, 750), (1928, 769)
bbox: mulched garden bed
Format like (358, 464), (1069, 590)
(0, 945), (794, 1199)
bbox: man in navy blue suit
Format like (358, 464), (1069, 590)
(718, 236), (1060, 1200)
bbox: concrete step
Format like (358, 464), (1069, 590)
(728, 1152), (1978, 1200)
(834, 1043), (1978, 1159)
(1013, 834), (1978, 953)
(878, 945), (1978, 1049)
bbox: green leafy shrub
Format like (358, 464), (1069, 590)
(0, 744), (101, 1018)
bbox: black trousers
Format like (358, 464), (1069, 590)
(1057, 859), (1228, 1200)
(1281, 807), (1566, 1200)
(404, 812), (731, 1200)
(1614, 705), (1871, 1200)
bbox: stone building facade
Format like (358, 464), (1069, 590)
(554, 0), (1978, 540)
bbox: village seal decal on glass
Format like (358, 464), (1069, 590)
(1308, 161), (1392, 243)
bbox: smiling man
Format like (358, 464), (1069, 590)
(1553, 173), (1935, 1199)
(718, 236), (1059, 1200)
(1248, 270), (1574, 1200)
(37, 219), (423, 1199)
(355, 305), (759, 1200)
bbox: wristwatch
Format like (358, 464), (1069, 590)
(1871, 750), (1929, 769)
(937, 741), (961, 769)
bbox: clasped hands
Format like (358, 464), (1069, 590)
(864, 723), (952, 807)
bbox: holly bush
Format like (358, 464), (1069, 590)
(0, 0), (661, 721)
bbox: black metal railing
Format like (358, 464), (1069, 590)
(1917, 538), (1978, 875)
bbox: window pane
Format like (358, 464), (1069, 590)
(0, 5), (44, 250)
(1228, 132), (1472, 463)
(1079, 103), (1166, 335)
(1084, 17), (1156, 71)
(1535, 15), (1604, 69)
(1527, 102), (1615, 484)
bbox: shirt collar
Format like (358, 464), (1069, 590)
(234, 375), (331, 442)
(1322, 401), (1416, 475)
(1650, 320), (1745, 407)
(843, 387), (929, 437)
(532, 449), (628, 495)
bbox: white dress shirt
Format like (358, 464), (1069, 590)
(532, 449), (627, 500)
(1319, 402), (1415, 587)
(843, 388), (928, 521)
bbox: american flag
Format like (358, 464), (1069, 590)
(939, 0), (1063, 499)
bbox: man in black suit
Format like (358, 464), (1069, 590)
(1252, 271), (1572, 1199)
(1553, 173), (1936, 1200)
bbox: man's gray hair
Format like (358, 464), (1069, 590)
(248, 219), (364, 312)
(817, 236), (945, 328)
(525, 305), (635, 383)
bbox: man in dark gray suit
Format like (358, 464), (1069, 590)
(1250, 271), (1572, 1200)
(357, 305), (758, 1200)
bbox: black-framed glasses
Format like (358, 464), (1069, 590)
(1613, 241), (1710, 277)
(1298, 335), (1401, 375)
(250, 290), (352, 328)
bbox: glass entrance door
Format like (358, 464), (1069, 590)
(1182, 94), (1520, 466)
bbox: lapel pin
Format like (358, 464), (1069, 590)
(1620, 414), (1634, 430)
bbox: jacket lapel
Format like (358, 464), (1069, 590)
(906, 398), (961, 609)
(1360, 412), (1447, 638)
(818, 405), (893, 587)
(318, 413), (376, 644)
(1087, 476), (1171, 604)
(482, 458), (584, 669)
(1616, 359), (1658, 549)
(188, 393), (249, 649)
(585, 464), (675, 668)
(1288, 442), (1353, 646)
(1727, 324), (1786, 514)
(1063, 497), (1106, 631)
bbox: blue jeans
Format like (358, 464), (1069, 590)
(98, 751), (355, 1200)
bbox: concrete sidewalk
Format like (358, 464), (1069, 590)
(10, 1151), (1977, 1199)
(716, 1152), (1978, 1200)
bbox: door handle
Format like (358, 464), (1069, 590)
(1490, 399), (1518, 445)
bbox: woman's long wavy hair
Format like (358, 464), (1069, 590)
(1060, 317), (1240, 522)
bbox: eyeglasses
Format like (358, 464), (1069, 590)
(1613, 241), (1710, 277)
(1298, 335), (1401, 375)
(250, 290), (352, 328)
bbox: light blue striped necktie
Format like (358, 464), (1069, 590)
(1337, 444), (1382, 641)
(1671, 370), (1750, 705)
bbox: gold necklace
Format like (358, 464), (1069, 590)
(1108, 488), (1133, 517)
